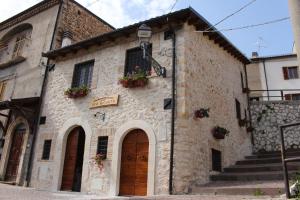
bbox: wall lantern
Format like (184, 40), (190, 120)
(94, 112), (106, 122)
(137, 24), (167, 78)
(138, 24), (152, 59)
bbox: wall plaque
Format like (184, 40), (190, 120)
(90, 95), (119, 109)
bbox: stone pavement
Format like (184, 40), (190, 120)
(0, 183), (286, 200)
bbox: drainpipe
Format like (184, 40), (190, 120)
(169, 26), (176, 195)
(243, 64), (254, 145)
(262, 60), (270, 100)
(25, 0), (63, 186)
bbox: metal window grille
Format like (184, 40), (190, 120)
(97, 136), (108, 158)
(72, 60), (94, 88)
(212, 149), (222, 172)
(42, 140), (52, 160)
(125, 46), (152, 75)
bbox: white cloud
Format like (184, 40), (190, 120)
(0, 0), (178, 28)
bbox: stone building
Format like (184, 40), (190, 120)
(246, 53), (300, 101)
(37, 7), (252, 196)
(0, 0), (113, 186)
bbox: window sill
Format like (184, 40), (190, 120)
(0, 56), (26, 69)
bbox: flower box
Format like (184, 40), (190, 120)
(64, 86), (89, 98)
(119, 68), (149, 88)
(93, 153), (106, 171)
(212, 126), (230, 140)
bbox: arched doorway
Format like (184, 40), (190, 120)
(5, 123), (26, 182)
(61, 126), (85, 192)
(119, 129), (149, 196)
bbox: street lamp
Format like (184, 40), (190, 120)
(138, 24), (152, 59)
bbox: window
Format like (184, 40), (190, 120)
(42, 140), (52, 160)
(72, 60), (94, 88)
(235, 99), (241, 120)
(125, 46), (152, 76)
(212, 149), (222, 172)
(285, 93), (300, 101)
(283, 66), (299, 80)
(97, 136), (108, 159)
(0, 82), (6, 100)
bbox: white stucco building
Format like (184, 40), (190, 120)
(247, 53), (300, 100)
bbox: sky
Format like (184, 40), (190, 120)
(0, 0), (294, 57)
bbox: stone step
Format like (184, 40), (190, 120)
(191, 181), (284, 196)
(210, 171), (298, 181)
(236, 157), (283, 165)
(246, 151), (300, 159)
(224, 162), (300, 173)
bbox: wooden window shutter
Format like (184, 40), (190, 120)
(0, 82), (6, 101)
(283, 67), (289, 80)
(285, 94), (292, 100)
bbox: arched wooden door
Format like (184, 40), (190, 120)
(119, 129), (149, 196)
(5, 123), (26, 182)
(61, 127), (85, 192)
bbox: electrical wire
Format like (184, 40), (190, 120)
(205, 0), (257, 31)
(169, 0), (179, 13)
(86, 0), (101, 8)
(196, 17), (290, 33)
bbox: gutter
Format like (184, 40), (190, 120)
(169, 26), (176, 195)
(25, 0), (63, 186)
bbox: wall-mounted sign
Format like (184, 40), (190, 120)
(90, 95), (119, 109)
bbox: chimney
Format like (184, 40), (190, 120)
(252, 52), (258, 58)
(61, 31), (73, 47)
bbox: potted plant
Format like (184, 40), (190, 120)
(212, 126), (230, 139)
(92, 153), (106, 171)
(64, 85), (89, 98)
(194, 108), (210, 118)
(119, 66), (149, 88)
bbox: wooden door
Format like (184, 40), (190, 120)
(119, 129), (149, 196)
(61, 128), (79, 191)
(5, 124), (25, 182)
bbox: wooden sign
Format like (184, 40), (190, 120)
(90, 95), (119, 109)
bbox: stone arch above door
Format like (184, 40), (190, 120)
(110, 120), (156, 196)
(51, 117), (92, 193)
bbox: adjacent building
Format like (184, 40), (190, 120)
(0, 0), (113, 187)
(37, 8), (252, 196)
(247, 53), (300, 101)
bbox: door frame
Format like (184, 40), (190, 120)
(52, 117), (92, 193)
(110, 120), (156, 196)
(0, 117), (30, 185)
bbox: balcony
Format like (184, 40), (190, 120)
(0, 38), (30, 69)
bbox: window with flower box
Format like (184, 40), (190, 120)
(124, 46), (152, 76)
(97, 136), (108, 159)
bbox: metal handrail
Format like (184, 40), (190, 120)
(249, 89), (300, 101)
(280, 122), (300, 198)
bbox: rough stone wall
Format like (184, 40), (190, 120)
(31, 28), (178, 195)
(172, 24), (252, 193)
(246, 62), (263, 97)
(250, 101), (300, 152)
(53, 0), (113, 49)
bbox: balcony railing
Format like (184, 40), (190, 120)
(249, 89), (300, 101)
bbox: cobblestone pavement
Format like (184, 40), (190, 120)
(0, 183), (286, 200)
